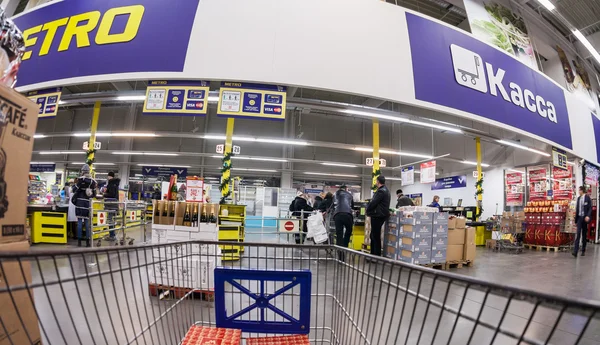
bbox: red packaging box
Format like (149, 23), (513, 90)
(247, 335), (310, 345)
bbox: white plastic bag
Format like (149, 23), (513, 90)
(307, 212), (328, 243)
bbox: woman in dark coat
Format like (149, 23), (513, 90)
(72, 165), (98, 247)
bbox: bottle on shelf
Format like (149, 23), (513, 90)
(201, 203), (207, 223)
(169, 201), (175, 217)
(170, 181), (178, 201)
(183, 203), (191, 226)
(192, 203), (199, 227)
(154, 201), (161, 222)
(209, 204), (216, 223)
(162, 201), (168, 217)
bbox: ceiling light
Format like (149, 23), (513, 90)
(255, 138), (308, 145)
(304, 172), (359, 178)
(231, 168), (278, 172)
(508, 169), (524, 173)
(203, 135), (227, 140)
(413, 171), (440, 175)
(30, 162), (55, 165)
(354, 147), (434, 159)
(573, 30), (600, 65)
(235, 156), (287, 162)
(321, 162), (357, 168)
(386, 177), (402, 181)
(536, 0), (555, 11)
(567, 161), (576, 166)
(39, 151), (85, 155)
(70, 162), (115, 166)
(342, 109), (462, 133)
(112, 152), (178, 156)
(136, 164), (191, 168)
(462, 160), (490, 168)
(72, 132), (155, 137)
(116, 95), (146, 101)
(497, 140), (550, 157)
(34, 134), (46, 139)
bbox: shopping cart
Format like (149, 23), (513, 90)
(1, 241), (600, 345)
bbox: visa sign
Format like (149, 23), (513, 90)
(12, 0), (200, 88)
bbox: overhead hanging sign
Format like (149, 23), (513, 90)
(431, 175), (467, 190)
(552, 166), (573, 200)
(83, 141), (101, 150)
(407, 13), (572, 150)
(30, 163), (55, 172)
(584, 162), (599, 187)
(143, 80), (209, 116)
(401, 166), (414, 186)
(528, 167), (548, 201)
(505, 170), (524, 207)
(366, 158), (386, 167)
(26, 87), (61, 118)
(142, 166), (188, 178)
(552, 147), (568, 170)
(217, 82), (287, 120)
(12, 0), (200, 88)
(420, 161), (436, 184)
(186, 177), (204, 202)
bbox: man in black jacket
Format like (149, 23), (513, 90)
(396, 189), (414, 208)
(333, 186), (354, 251)
(103, 171), (120, 241)
(367, 176), (391, 256)
(573, 186), (592, 257)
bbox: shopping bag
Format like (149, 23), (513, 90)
(307, 213), (328, 244)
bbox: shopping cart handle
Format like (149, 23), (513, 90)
(214, 268), (311, 335)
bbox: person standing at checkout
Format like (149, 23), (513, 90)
(573, 186), (592, 257)
(367, 176), (391, 256)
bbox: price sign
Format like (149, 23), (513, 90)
(186, 178), (204, 202)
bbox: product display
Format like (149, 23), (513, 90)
(27, 178), (47, 204)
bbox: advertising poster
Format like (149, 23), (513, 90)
(551, 166), (573, 200)
(409, 193), (423, 206)
(463, 0), (537, 69)
(401, 166), (414, 186)
(26, 87), (62, 118)
(420, 161), (436, 184)
(584, 163), (599, 187)
(143, 80), (209, 116)
(217, 82), (287, 120)
(556, 46), (597, 115)
(505, 171), (524, 206)
(528, 167), (548, 201)
(431, 175), (467, 190)
(186, 178), (204, 202)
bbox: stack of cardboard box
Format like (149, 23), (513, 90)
(501, 211), (525, 233)
(431, 213), (449, 263)
(392, 211), (449, 265)
(446, 217), (476, 262)
(0, 88), (41, 344)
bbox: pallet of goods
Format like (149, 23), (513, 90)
(523, 200), (574, 251)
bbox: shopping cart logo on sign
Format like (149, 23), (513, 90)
(450, 44), (487, 94)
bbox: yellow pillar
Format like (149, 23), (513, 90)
(476, 137), (483, 220)
(87, 101), (101, 178)
(372, 119), (380, 192)
(221, 118), (235, 203)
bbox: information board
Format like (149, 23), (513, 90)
(143, 80), (209, 116)
(142, 166), (188, 178)
(552, 147), (568, 170)
(26, 87), (62, 118)
(551, 166), (573, 200)
(431, 175), (467, 190)
(528, 167), (548, 201)
(401, 166), (414, 186)
(420, 161), (436, 184)
(217, 82), (286, 120)
(505, 170), (525, 207)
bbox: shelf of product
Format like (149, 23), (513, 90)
(28, 177), (48, 205)
(523, 200), (573, 248)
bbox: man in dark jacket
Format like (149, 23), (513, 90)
(103, 171), (120, 241)
(367, 176), (391, 256)
(333, 186), (354, 251)
(396, 189), (414, 208)
(292, 194), (313, 244)
(573, 186), (593, 257)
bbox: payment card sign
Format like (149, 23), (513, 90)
(451, 45), (487, 94)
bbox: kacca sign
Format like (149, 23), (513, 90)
(12, 0), (200, 89)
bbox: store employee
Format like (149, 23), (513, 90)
(573, 186), (592, 258)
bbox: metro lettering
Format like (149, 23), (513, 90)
(22, 5), (145, 60)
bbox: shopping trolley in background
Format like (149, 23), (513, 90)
(1, 241), (600, 345)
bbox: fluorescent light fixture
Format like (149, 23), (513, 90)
(210, 155), (286, 162)
(386, 177), (402, 181)
(497, 140), (550, 157)
(95, 172), (108, 175)
(462, 160), (490, 168)
(304, 172), (359, 178)
(567, 161), (576, 166)
(34, 134), (46, 139)
(231, 168), (278, 172)
(204, 134), (227, 140)
(39, 151), (85, 155)
(135, 164), (191, 168)
(354, 147), (434, 159)
(573, 30), (600, 65)
(536, 0), (555, 11)
(342, 109), (462, 133)
(112, 152), (178, 156)
(135, 174), (144, 177)
(256, 138), (308, 145)
(322, 162), (357, 168)
(30, 162), (55, 165)
(58, 100), (66, 105)
(116, 95), (146, 101)
(508, 169), (524, 173)
(413, 171), (440, 175)
(112, 132), (156, 137)
(71, 162), (115, 166)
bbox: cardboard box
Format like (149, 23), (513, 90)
(514, 211), (525, 220)
(0, 241), (41, 345)
(399, 231), (430, 240)
(398, 211), (434, 225)
(432, 223), (448, 236)
(385, 245), (398, 260)
(463, 244), (476, 261)
(387, 221), (400, 236)
(430, 249), (447, 263)
(431, 235), (448, 250)
(399, 236), (431, 251)
(161, 201), (176, 225)
(465, 227), (476, 245)
(447, 228), (465, 245)
(400, 224), (433, 236)
(386, 233), (399, 248)
(486, 239), (497, 249)
(454, 217), (467, 229)
(447, 217), (456, 230)
(0, 88), (38, 244)
(433, 212), (449, 225)
(400, 249), (431, 265)
(446, 244), (464, 261)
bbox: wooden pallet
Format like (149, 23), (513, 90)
(148, 283), (215, 302)
(420, 263), (446, 270)
(445, 260), (474, 269)
(523, 244), (564, 252)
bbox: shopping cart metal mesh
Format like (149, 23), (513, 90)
(1, 241), (600, 345)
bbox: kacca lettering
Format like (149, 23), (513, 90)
(22, 5), (145, 60)
(484, 63), (557, 123)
